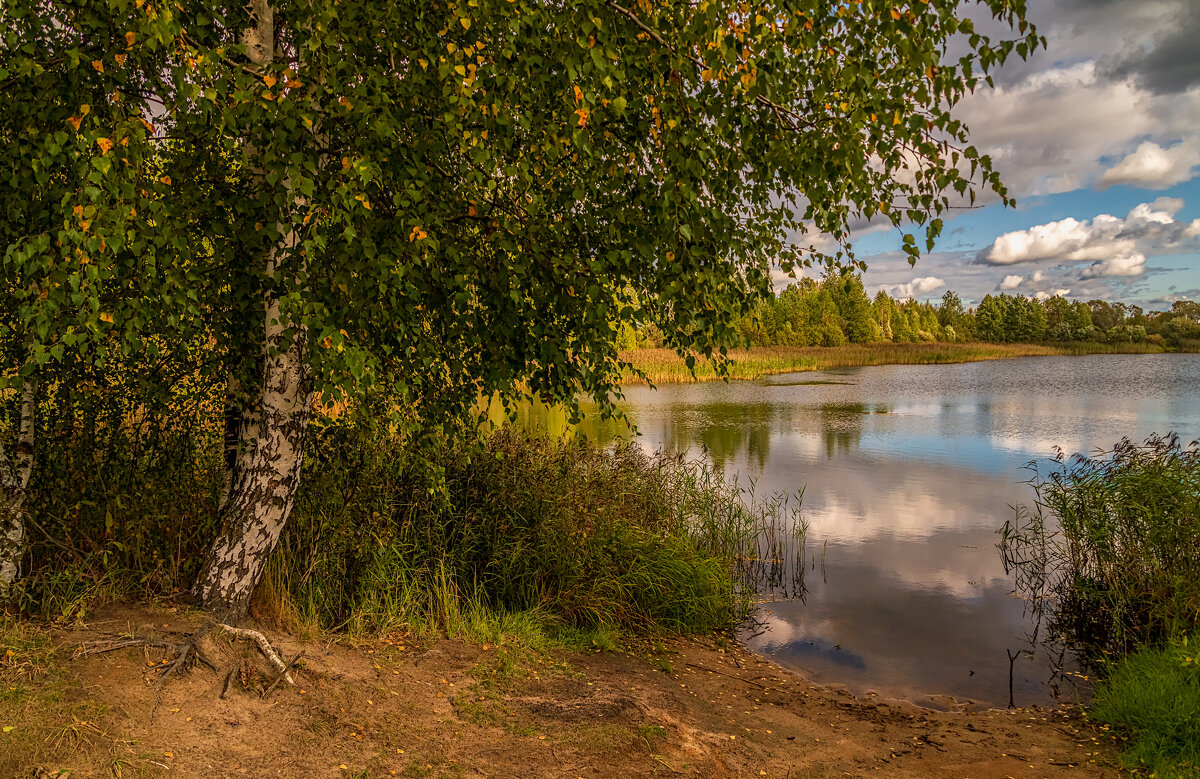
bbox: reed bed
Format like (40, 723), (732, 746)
(1002, 434), (1200, 777)
(622, 341), (1166, 385)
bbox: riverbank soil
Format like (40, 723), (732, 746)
(1, 604), (1116, 778)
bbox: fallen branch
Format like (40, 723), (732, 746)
(262, 650), (305, 698)
(684, 662), (771, 689)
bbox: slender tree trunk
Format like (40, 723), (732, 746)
(192, 0), (311, 622)
(193, 301), (310, 621)
(0, 378), (38, 594)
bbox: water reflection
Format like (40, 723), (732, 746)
(523, 355), (1200, 707)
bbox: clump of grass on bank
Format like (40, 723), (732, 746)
(622, 341), (1166, 385)
(1090, 632), (1200, 778)
(279, 429), (797, 642)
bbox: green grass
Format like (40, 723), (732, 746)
(623, 341), (1167, 385)
(1090, 632), (1200, 778)
(256, 428), (805, 653)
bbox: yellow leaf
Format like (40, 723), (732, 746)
(80, 220), (91, 232)
(409, 226), (427, 241)
(286, 79), (303, 88)
(73, 206), (84, 217)
(99, 312), (113, 323)
(160, 175), (172, 185)
(262, 90), (275, 101)
(91, 60), (105, 73)
(447, 42), (457, 54)
(893, 111), (901, 125)
(125, 31), (136, 48)
(890, 8), (901, 20)
(460, 16), (471, 29)
(264, 74), (277, 88)
(573, 84), (583, 103)
(96, 137), (114, 155)
(418, 58), (428, 70)
(339, 96), (352, 109)
(114, 53), (126, 66)
(67, 116), (82, 131)
(142, 118), (156, 133)
(80, 103), (91, 116)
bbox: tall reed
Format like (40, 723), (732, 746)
(1001, 434), (1200, 668)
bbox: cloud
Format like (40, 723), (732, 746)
(999, 274), (1023, 290)
(884, 276), (945, 300)
(1098, 2), (1200, 95)
(976, 200), (1200, 266)
(1033, 288), (1073, 301)
(1081, 254), (1147, 278)
(948, 1), (1200, 199)
(1096, 142), (1200, 190)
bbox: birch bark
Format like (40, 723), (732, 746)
(0, 378), (37, 593)
(192, 0), (312, 621)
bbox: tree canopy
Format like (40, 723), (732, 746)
(1, 0), (1041, 616)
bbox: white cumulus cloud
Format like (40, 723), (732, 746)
(976, 200), (1200, 266)
(999, 274), (1024, 290)
(1081, 254), (1147, 278)
(885, 276), (945, 299)
(1096, 141), (1200, 190)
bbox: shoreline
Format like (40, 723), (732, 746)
(0, 603), (1119, 777)
(623, 341), (1170, 385)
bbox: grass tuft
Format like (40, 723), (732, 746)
(1090, 632), (1200, 778)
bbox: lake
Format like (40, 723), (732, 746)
(559, 354), (1200, 709)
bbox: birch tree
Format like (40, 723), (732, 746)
(2, 0), (1040, 619)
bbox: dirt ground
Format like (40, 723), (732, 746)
(1, 603), (1119, 778)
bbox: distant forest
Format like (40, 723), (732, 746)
(621, 271), (1200, 350)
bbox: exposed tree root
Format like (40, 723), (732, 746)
(214, 623), (295, 685)
(76, 620), (297, 715)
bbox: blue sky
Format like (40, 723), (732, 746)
(842, 0), (1200, 308)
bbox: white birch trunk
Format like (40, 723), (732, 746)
(192, 0), (311, 621)
(0, 378), (38, 593)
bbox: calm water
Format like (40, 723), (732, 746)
(567, 354), (1200, 708)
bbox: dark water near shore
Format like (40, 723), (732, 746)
(546, 354), (1200, 709)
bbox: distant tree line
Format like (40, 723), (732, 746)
(620, 270), (1200, 350)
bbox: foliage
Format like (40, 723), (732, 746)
(629, 270), (1195, 352)
(1001, 435), (1200, 669)
(1090, 632), (1200, 779)
(1, 0), (1041, 419)
(14, 416), (794, 635)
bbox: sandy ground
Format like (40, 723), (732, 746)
(0, 603), (1118, 778)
